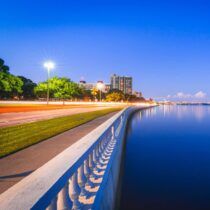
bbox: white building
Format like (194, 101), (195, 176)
(78, 80), (110, 93)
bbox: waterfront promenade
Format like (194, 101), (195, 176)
(0, 106), (148, 210)
(0, 111), (117, 194)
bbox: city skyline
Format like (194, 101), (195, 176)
(1, 0), (210, 101)
(1, 2), (210, 209)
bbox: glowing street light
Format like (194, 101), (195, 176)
(97, 81), (104, 102)
(43, 61), (55, 104)
(44, 61), (55, 70)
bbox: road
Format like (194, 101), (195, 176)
(0, 106), (111, 127)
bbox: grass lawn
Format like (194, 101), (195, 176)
(0, 108), (122, 158)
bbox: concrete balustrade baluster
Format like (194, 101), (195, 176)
(106, 133), (114, 151)
(105, 134), (113, 150)
(106, 145), (114, 155)
(84, 157), (94, 188)
(103, 134), (109, 149)
(46, 196), (58, 210)
(100, 138), (107, 160)
(102, 142), (113, 161)
(95, 144), (103, 172)
(115, 119), (120, 136)
(107, 139), (115, 151)
(105, 128), (115, 155)
(120, 114), (123, 122)
(57, 182), (72, 210)
(98, 140), (103, 155)
(102, 147), (109, 160)
(95, 144), (100, 162)
(110, 140), (116, 150)
(92, 147), (98, 166)
(101, 139), (105, 152)
(78, 163), (87, 197)
(90, 150), (98, 176)
(100, 138), (105, 152)
(97, 142), (107, 169)
(115, 120), (119, 133)
(101, 138), (107, 155)
(111, 126), (115, 140)
(101, 141), (109, 162)
(69, 171), (81, 210)
(90, 149), (99, 178)
(89, 152), (94, 170)
(106, 133), (110, 144)
(116, 115), (123, 135)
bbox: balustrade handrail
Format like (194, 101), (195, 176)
(0, 105), (152, 210)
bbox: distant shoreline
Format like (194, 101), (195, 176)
(177, 103), (210, 106)
(158, 102), (210, 106)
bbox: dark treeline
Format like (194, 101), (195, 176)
(0, 58), (36, 100)
(0, 58), (146, 102)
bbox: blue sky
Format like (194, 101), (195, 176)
(1, 0), (210, 100)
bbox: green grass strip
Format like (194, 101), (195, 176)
(0, 108), (121, 158)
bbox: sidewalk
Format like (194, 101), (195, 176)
(0, 112), (117, 194)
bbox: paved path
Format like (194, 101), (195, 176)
(0, 107), (111, 127)
(0, 112), (117, 194)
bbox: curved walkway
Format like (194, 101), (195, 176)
(0, 112), (117, 194)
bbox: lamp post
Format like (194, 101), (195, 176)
(44, 61), (55, 105)
(96, 82), (104, 102)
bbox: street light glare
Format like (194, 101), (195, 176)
(97, 82), (104, 90)
(43, 61), (55, 105)
(44, 61), (55, 70)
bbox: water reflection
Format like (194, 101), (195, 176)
(120, 105), (210, 210)
(155, 105), (210, 121)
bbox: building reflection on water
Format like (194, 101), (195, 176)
(157, 105), (210, 121)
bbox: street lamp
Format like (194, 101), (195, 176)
(43, 61), (55, 104)
(97, 82), (104, 102)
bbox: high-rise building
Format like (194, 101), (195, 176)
(110, 74), (132, 94)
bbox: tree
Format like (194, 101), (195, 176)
(53, 77), (82, 103)
(0, 58), (10, 73)
(105, 89), (124, 102)
(35, 77), (82, 103)
(91, 87), (98, 101)
(106, 91), (124, 102)
(0, 58), (24, 99)
(34, 82), (48, 98)
(107, 89), (124, 94)
(127, 94), (145, 102)
(77, 88), (93, 101)
(0, 72), (23, 99)
(18, 76), (37, 99)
